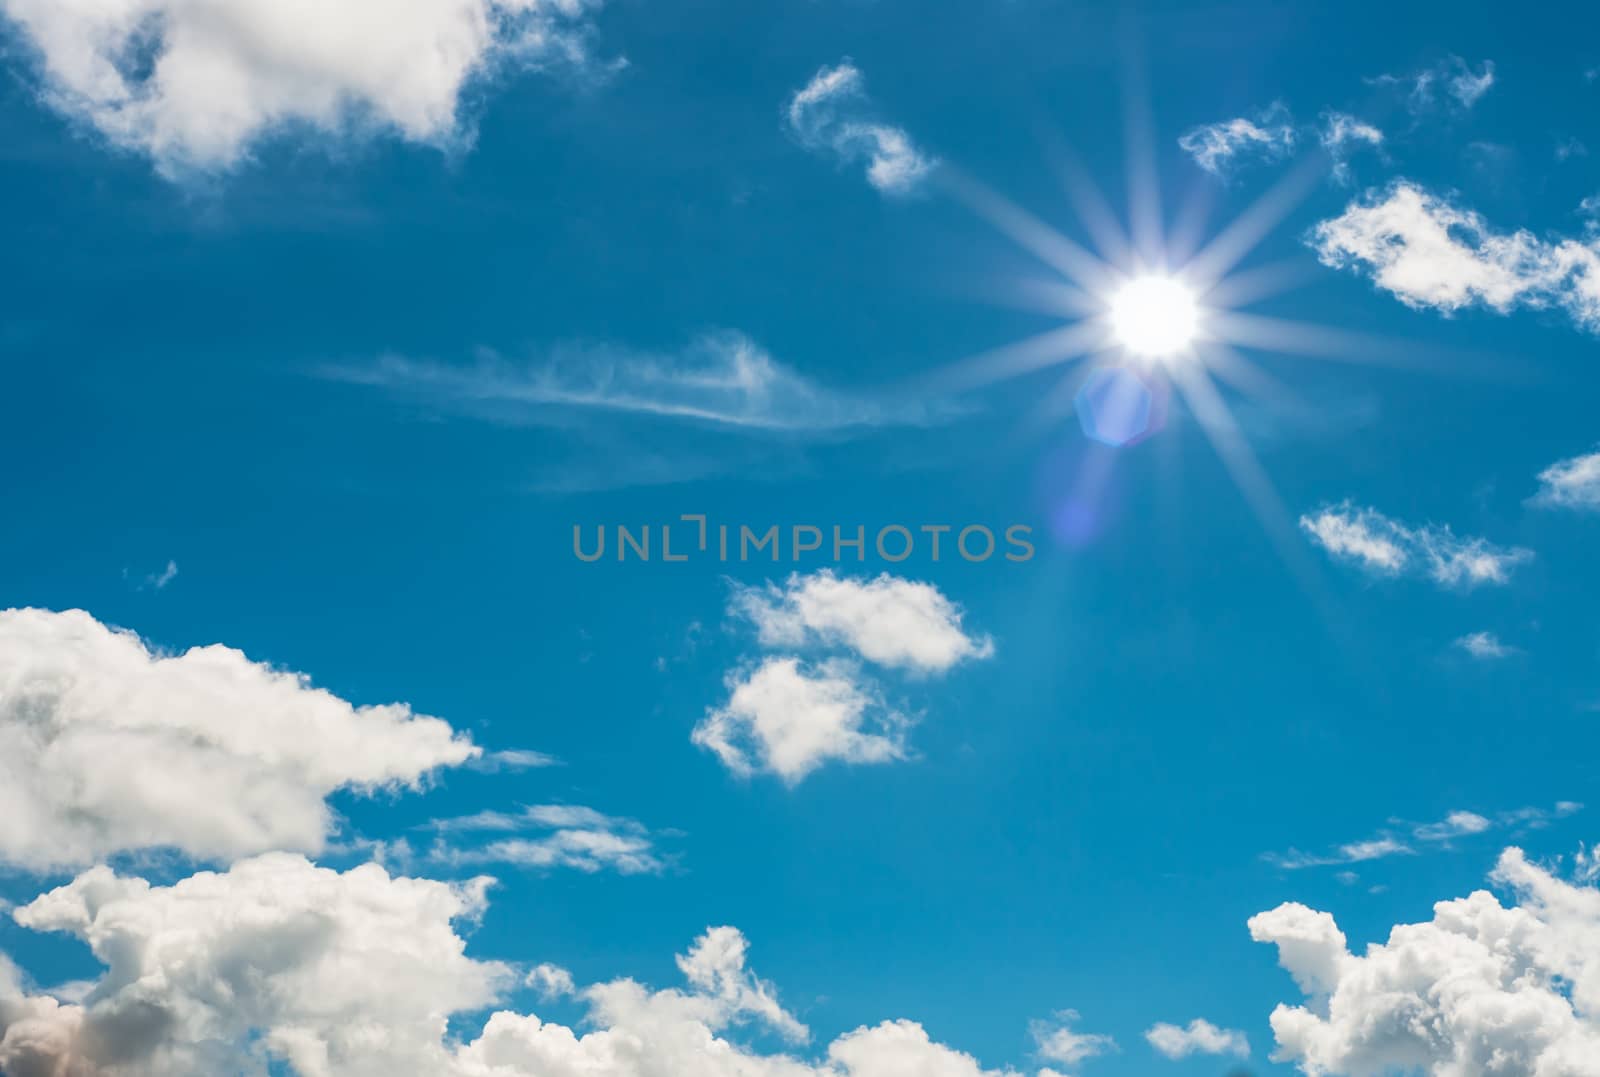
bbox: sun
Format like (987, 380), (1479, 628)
(1108, 275), (1199, 359)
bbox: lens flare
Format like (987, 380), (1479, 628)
(1109, 276), (1199, 358)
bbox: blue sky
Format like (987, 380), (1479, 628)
(3, 2), (1600, 1075)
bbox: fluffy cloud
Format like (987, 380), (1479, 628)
(330, 331), (926, 434)
(785, 61), (936, 195)
(1, 862), (1024, 1077)
(1310, 182), (1600, 332)
(425, 803), (668, 875)
(1177, 103), (1297, 176)
(0, 607), (478, 871)
(1532, 450), (1600, 511)
(698, 573), (994, 784)
(1455, 631), (1518, 660)
(0, 853), (508, 1076)
(1143, 1018), (1248, 1060)
(1299, 501), (1532, 588)
(1251, 847), (1600, 1075)
(693, 657), (909, 784)
(0, 0), (605, 174)
(732, 571), (994, 674)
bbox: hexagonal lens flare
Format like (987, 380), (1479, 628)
(1073, 367), (1165, 447)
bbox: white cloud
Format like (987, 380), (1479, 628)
(1532, 449), (1600, 511)
(732, 570), (995, 674)
(1030, 1010), (1115, 1070)
(1143, 1018), (1248, 1060)
(1251, 847), (1600, 1075)
(0, 607), (478, 871)
(1455, 631), (1517, 660)
(699, 573), (995, 784)
(424, 803), (668, 874)
(1177, 103), (1297, 176)
(1299, 501), (1533, 588)
(331, 331), (925, 434)
(1, 864), (1026, 1077)
(1267, 805), (1576, 871)
(0, 0), (607, 175)
(1310, 181), (1600, 332)
(1318, 112), (1383, 184)
(0, 853), (509, 1076)
(1370, 56), (1496, 112)
(785, 61), (936, 195)
(693, 656), (909, 785)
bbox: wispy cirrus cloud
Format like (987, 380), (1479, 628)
(1310, 181), (1600, 333)
(1368, 55), (1496, 113)
(1300, 501), (1532, 589)
(423, 803), (670, 875)
(1265, 802), (1581, 871)
(1177, 103), (1298, 177)
(785, 60), (937, 196)
(327, 331), (934, 435)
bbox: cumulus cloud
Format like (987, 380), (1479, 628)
(1455, 631), (1518, 660)
(0, 863), (1025, 1077)
(693, 656), (909, 785)
(698, 573), (994, 784)
(731, 570), (995, 674)
(785, 61), (936, 195)
(0, 607), (478, 871)
(1251, 847), (1600, 1075)
(1310, 181), (1600, 333)
(329, 331), (926, 434)
(424, 803), (669, 874)
(0, 853), (508, 1076)
(1177, 103), (1297, 176)
(1299, 501), (1532, 588)
(1143, 1018), (1248, 1060)
(0, 0), (608, 175)
(1532, 449), (1600, 511)
(1030, 1010), (1115, 1070)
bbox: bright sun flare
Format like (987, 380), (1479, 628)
(1109, 275), (1199, 359)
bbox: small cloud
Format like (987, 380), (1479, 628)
(1031, 1010), (1116, 1070)
(1300, 501), (1533, 589)
(785, 61), (937, 196)
(125, 560), (179, 592)
(1319, 112), (1385, 184)
(1178, 103), (1297, 177)
(465, 749), (562, 772)
(1369, 56), (1495, 113)
(1556, 137), (1588, 162)
(1144, 1018), (1249, 1060)
(1530, 449), (1600, 511)
(1414, 810), (1493, 841)
(424, 803), (669, 875)
(525, 963), (576, 999)
(1267, 804), (1579, 871)
(1454, 632), (1517, 660)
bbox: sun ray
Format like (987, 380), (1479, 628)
(943, 170), (1114, 294)
(1182, 159), (1323, 291)
(923, 322), (1109, 393)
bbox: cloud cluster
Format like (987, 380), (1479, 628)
(1310, 182), (1600, 333)
(0, 0), (606, 175)
(695, 572), (993, 785)
(0, 857), (1033, 1077)
(1532, 449), (1600, 511)
(785, 61), (936, 196)
(0, 607), (478, 871)
(1369, 56), (1496, 113)
(1251, 848), (1600, 1075)
(1299, 501), (1533, 588)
